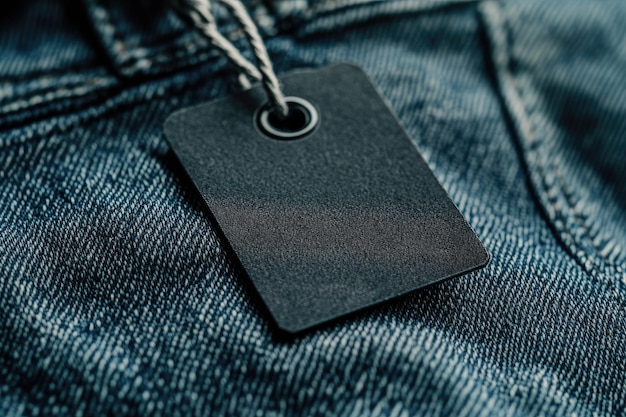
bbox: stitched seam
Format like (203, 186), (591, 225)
(0, 78), (115, 117)
(92, 0), (452, 73)
(2, 0), (411, 112)
(0, 64), (233, 147)
(119, 42), (221, 77)
(88, 0), (477, 75)
(117, 34), (209, 63)
(89, 0), (129, 60)
(89, 0), (273, 71)
(1, 0), (486, 127)
(0, 73), (111, 106)
(0, 65), (103, 83)
(554, 171), (624, 269)
(479, 1), (625, 300)
(89, 0), (222, 67)
(502, 18), (622, 274)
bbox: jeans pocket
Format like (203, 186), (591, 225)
(480, 0), (626, 297)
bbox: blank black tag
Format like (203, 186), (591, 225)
(164, 63), (489, 332)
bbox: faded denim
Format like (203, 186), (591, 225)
(1, 0), (625, 416)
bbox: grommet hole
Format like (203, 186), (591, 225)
(268, 105), (309, 133)
(255, 96), (319, 140)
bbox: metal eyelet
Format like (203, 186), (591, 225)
(255, 96), (319, 140)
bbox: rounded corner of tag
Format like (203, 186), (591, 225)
(480, 247), (492, 268)
(163, 110), (185, 136)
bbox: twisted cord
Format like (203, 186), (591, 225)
(171, 0), (288, 117)
(171, 0), (261, 82)
(218, 0), (288, 117)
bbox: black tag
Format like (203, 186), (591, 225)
(164, 63), (489, 332)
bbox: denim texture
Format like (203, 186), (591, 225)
(1, 0), (625, 416)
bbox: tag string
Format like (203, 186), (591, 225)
(171, 0), (289, 117)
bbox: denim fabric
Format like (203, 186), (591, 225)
(1, 0), (625, 416)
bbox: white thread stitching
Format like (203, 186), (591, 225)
(479, 1), (626, 295)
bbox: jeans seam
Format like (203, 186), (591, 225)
(478, 1), (626, 302)
(0, 64), (103, 83)
(1, 75), (99, 106)
(88, 0), (274, 77)
(0, 77), (115, 117)
(2, 0), (477, 113)
(0, 61), (235, 149)
(89, 0), (217, 74)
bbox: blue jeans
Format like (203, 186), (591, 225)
(1, 0), (625, 415)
